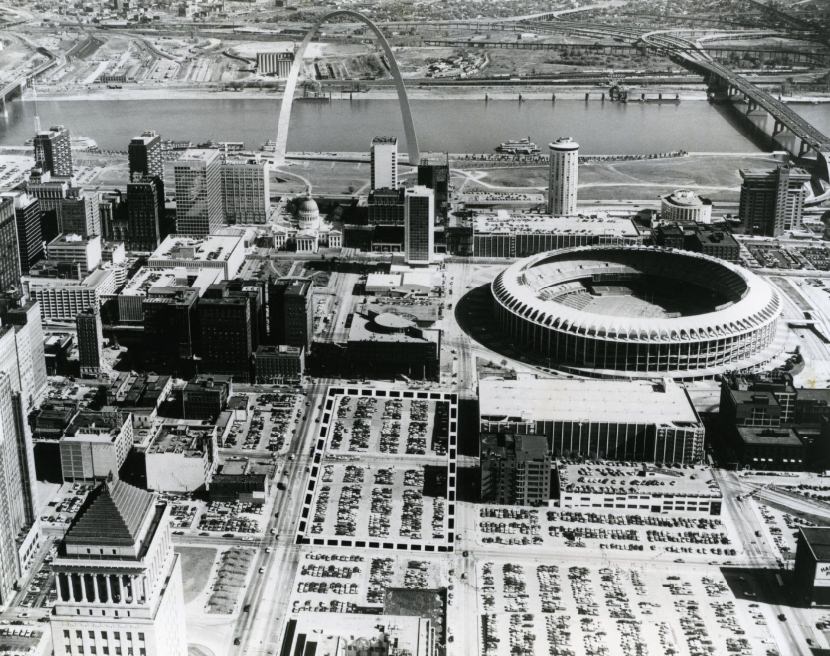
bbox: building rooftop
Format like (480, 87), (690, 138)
(481, 432), (548, 459)
(176, 148), (219, 164)
(347, 312), (440, 345)
(557, 462), (720, 497)
(149, 234), (243, 264)
(800, 527), (830, 562)
(147, 424), (213, 456)
(479, 376), (701, 425)
(663, 189), (712, 207)
(64, 410), (126, 442)
(472, 211), (640, 237)
(372, 136), (398, 145)
(736, 426), (803, 446)
(64, 479), (155, 547)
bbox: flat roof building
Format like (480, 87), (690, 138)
(45, 234), (102, 273)
(794, 527), (830, 606)
(24, 269), (116, 323)
(173, 148), (223, 236)
(480, 433), (551, 506)
(148, 234), (245, 280)
(479, 376), (705, 463)
(470, 211), (642, 258)
(145, 422), (217, 493)
(370, 136), (398, 192)
(556, 462), (722, 515)
(59, 410), (133, 483)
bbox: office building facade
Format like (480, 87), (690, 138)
(268, 278), (313, 348)
(370, 137), (398, 191)
(127, 176), (164, 251)
(404, 186), (434, 265)
(60, 193), (100, 238)
(739, 165), (811, 236)
(547, 137), (579, 216)
(76, 307), (103, 377)
(0, 199), (21, 294)
(197, 288), (254, 383)
(50, 479), (187, 656)
(173, 149), (223, 236)
(142, 288), (198, 376)
(480, 433), (551, 506)
(4, 193), (43, 274)
(0, 371), (39, 604)
(128, 131), (164, 182)
(220, 159), (270, 224)
(33, 125), (73, 178)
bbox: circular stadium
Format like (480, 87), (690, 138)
(491, 246), (782, 379)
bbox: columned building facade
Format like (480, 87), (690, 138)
(50, 479), (187, 656)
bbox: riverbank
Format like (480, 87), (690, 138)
(27, 84), (715, 103)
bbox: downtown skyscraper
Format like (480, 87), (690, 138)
(33, 125), (73, 178)
(174, 149), (223, 236)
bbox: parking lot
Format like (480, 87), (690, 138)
(289, 550), (446, 614)
(197, 500), (265, 535)
(223, 392), (301, 453)
(475, 505), (739, 562)
(299, 385), (458, 551)
(310, 461), (448, 546)
(330, 395), (449, 457)
(478, 557), (777, 656)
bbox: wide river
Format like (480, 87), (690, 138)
(0, 97), (827, 154)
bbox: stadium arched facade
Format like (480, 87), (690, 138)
(273, 10), (420, 166)
(491, 246), (782, 380)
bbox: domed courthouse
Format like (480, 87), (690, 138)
(491, 246), (782, 380)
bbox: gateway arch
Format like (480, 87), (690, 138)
(273, 10), (420, 166)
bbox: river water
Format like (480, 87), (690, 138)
(0, 96), (826, 154)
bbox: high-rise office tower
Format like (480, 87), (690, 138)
(2, 192), (43, 274)
(174, 149), (223, 236)
(370, 136), (398, 191)
(27, 169), (69, 243)
(99, 190), (127, 243)
(50, 479), (188, 656)
(127, 175), (163, 251)
(0, 371), (39, 604)
(0, 300), (48, 412)
(367, 187), (406, 226)
(33, 125), (73, 178)
(220, 159), (270, 224)
(61, 192), (100, 238)
(76, 308), (103, 378)
(197, 284), (254, 382)
(142, 288), (199, 376)
(0, 198), (21, 294)
(268, 278), (313, 348)
(128, 131), (164, 182)
(404, 186), (434, 266)
(739, 165), (811, 237)
(547, 137), (579, 216)
(417, 154), (450, 217)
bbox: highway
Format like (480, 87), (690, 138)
(713, 469), (817, 654)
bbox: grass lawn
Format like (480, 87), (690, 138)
(176, 546), (217, 604)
